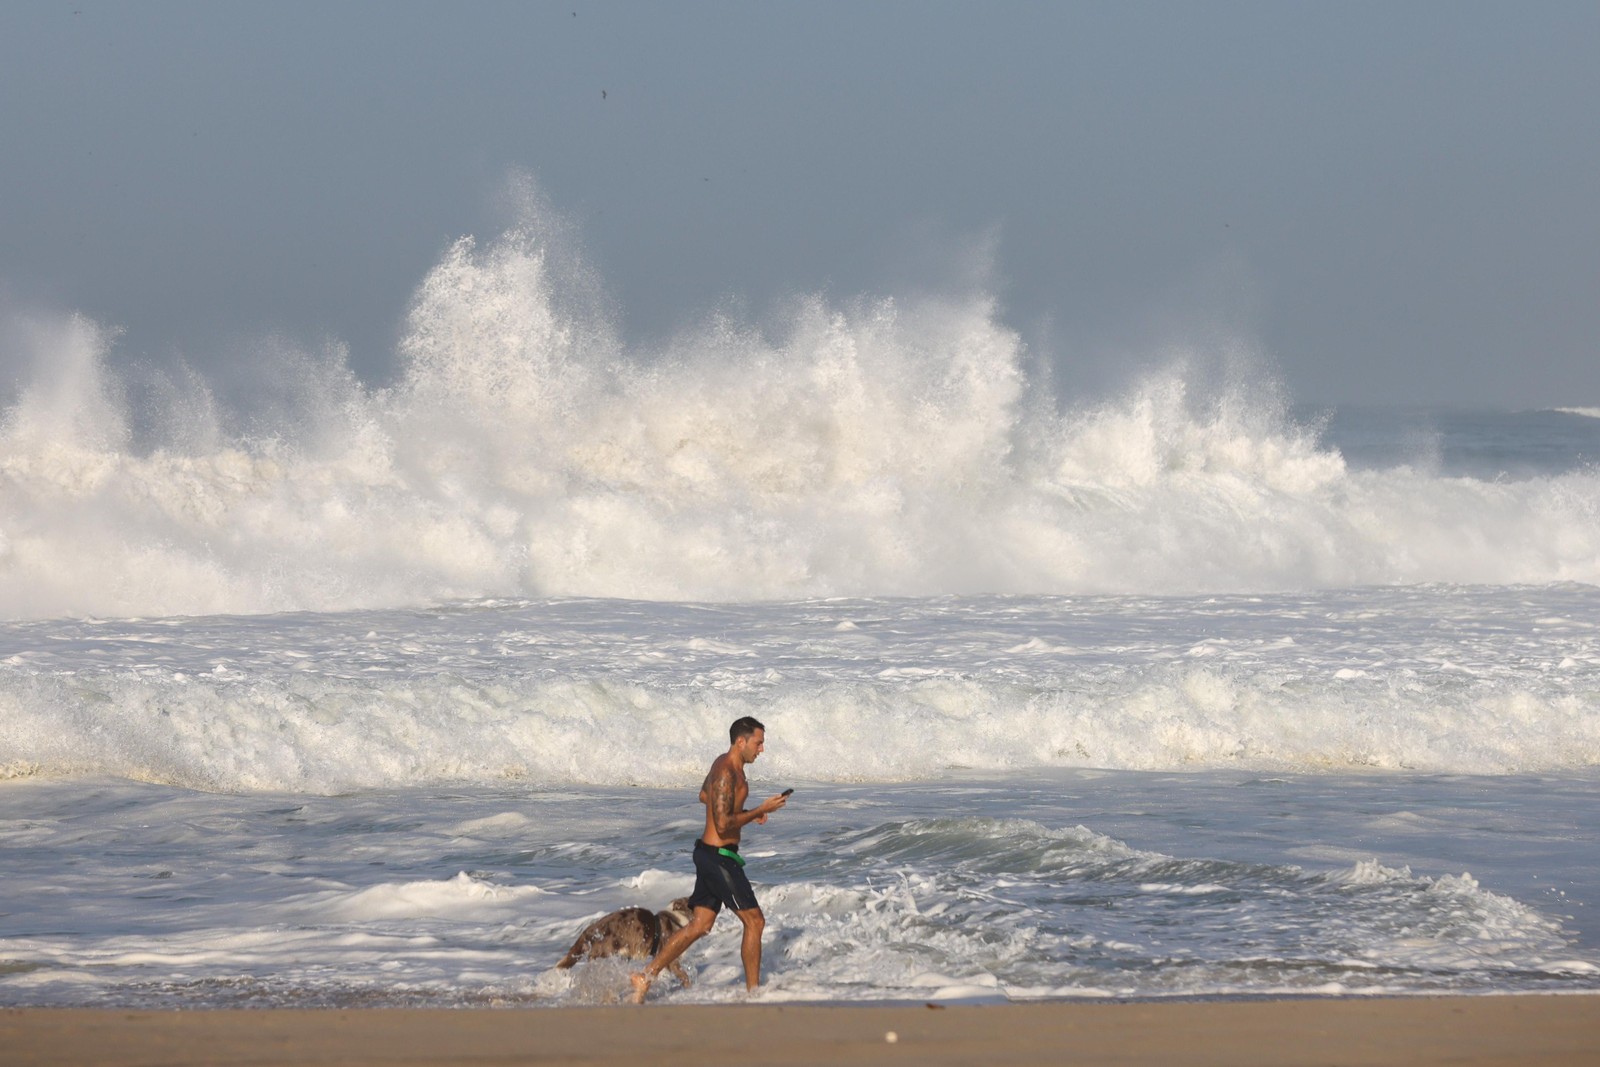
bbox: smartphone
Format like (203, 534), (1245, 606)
(780, 788), (794, 797)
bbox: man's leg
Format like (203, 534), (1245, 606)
(733, 906), (765, 992)
(630, 906), (715, 1003)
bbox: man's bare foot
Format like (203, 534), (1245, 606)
(629, 972), (652, 1004)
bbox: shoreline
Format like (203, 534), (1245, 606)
(6, 995), (1599, 1066)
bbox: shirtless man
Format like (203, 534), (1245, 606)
(630, 716), (788, 1002)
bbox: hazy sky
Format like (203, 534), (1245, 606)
(3, 1), (1597, 407)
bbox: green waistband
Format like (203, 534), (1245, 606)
(717, 846), (746, 868)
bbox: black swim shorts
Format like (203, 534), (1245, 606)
(687, 839), (760, 914)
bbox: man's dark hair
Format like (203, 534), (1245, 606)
(730, 716), (765, 744)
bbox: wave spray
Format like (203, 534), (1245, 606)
(3, 199), (1598, 620)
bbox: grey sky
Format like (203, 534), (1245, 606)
(3, 1), (1597, 408)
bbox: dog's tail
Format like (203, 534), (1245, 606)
(555, 941), (584, 970)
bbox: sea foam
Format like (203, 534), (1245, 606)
(2, 590), (1595, 792)
(3, 212), (1600, 621)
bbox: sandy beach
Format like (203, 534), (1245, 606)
(4, 996), (1597, 1067)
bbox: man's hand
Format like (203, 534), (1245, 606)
(750, 792), (788, 825)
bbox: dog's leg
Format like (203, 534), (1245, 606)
(669, 960), (692, 987)
(631, 906), (714, 1003)
(557, 925), (601, 970)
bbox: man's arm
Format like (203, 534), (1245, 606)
(708, 766), (742, 838)
(708, 768), (783, 838)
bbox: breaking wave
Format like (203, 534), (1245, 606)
(3, 200), (1599, 620)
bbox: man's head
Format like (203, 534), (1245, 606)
(729, 716), (765, 760)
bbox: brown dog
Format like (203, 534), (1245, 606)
(556, 897), (695, 984)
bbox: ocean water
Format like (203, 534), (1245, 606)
(2, 211), (1598, 1006)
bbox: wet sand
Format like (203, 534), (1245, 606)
(4, 995), (1598, 1066)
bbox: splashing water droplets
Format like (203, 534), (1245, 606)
(1, 203), (1598, 619)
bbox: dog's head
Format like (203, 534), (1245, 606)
(658, 896), (693, 933)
